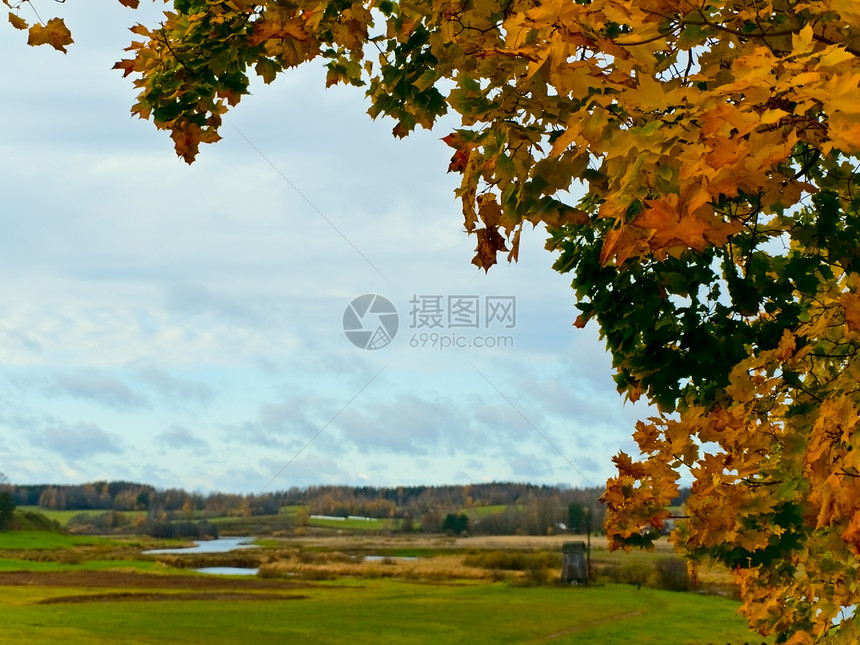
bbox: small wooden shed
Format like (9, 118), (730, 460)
(561, 541), (588, 584)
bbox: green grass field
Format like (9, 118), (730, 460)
(16, 507), (85, 526)
(0, 579), (763, 645)
(16, 507), (146, 527)
(468, 504), (513, 517)
(0, 530), (112, 550)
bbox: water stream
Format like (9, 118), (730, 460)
(142, 537), (258, 555)
(143, 537), (259, 575)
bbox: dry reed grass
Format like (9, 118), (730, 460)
(265, 532), (621, 552)
(258, 553), (507, 582)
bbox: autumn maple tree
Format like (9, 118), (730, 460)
(8, 0), (860, 641)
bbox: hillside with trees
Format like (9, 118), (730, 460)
(0, 479), (662, 537)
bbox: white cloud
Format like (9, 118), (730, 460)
(38, 422), (124, 460)
(132, 361), (216, 406)
(49, 369), (148, 410)
(0, 8), (645, 492)
(155, 425), (211, 454)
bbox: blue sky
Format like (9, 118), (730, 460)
(0, 3), (648, 493)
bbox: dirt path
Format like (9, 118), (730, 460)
(0, 570), (309, 590)
(37, 591), (305, 604)
(537, 610), (644, 641)
(0, 570), (317, 605)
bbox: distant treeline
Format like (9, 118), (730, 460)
(3, 480), (690, 536)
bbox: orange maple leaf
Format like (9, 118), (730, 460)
(599, 224), (651, 265)
(631, 193), (740, 257)
(842, 293), (860, 332)
(471, 227), (508, 271)
(634, 196), (711, 253)
(170, 124), (202, 165)
(250, 18), (311, 46)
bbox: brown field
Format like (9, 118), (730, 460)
(249, 532), (735, 592)
(0, 570), (312, 605)
(273, 532), (614, 551)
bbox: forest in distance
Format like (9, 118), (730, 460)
(1, 480), (689, 537)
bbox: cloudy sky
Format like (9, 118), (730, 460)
(0, 3), (650, 494)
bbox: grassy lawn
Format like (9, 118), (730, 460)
(0, 580), (763, 645)
(279, 505), (305, 516)
(469, 504), (511, 517)
(0, 531), (114, 550)
(0, 557), (170, 573)
(17, 507), (88, 527)
(17, 507), (146, 528)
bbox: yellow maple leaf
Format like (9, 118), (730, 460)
(819, 46), (855, 67)
(828, 113), (860, 154)
(7, 12), (27, 30)
(27, 18), (73, 53)
(790, 24), (815, 58)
